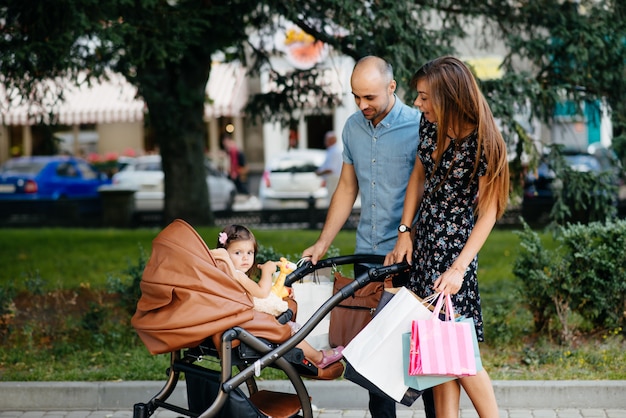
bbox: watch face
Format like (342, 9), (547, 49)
(399, 224), (408, 232)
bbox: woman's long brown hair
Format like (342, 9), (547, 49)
(410, 56), (510, 219)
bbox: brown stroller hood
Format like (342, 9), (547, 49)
(132, 219), (291, 355)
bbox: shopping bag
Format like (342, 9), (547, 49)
(342, 287), (435, 403)
(402, 316), (483, 390)
(343, 361), (423, 407)
(409, 293), (477, 377)
(291, 267), (333, 350)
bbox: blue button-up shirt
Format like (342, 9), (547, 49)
(342, 96), (421, 256)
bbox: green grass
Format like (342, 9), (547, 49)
(0, 227), (355, 291)
(1, 224), (624, 381)
(0, 225), (526, 291)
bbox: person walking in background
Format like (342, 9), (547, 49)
(316, 130), (343, 199)
(301, 56), (435, 418)
(385, 56), (510, 418)
(222, 133), (249, 195)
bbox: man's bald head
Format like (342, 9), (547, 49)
(350, 56), (397, 126)
(353, 56), (394, 84)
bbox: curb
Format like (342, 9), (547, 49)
(1, 380), (625, 411)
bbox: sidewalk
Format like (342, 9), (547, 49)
(0, 380), (625, 417)
(1, 409), (625, 418)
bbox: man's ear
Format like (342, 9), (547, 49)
(389, 79), (397, 94)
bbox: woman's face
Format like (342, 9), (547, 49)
(227, 239), (255, 273)
(413, 78), (436, 123)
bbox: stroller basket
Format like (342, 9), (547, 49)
(131, 219), (406, 418)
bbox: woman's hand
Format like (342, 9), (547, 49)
(433, 266), (465, 295)
(384, 233), (413, 266)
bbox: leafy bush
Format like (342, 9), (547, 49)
(106, 246), (148, 316)
(254, 244), (341, 280)
(611, 134), (626, 171)
(256, 244), (340, 265)
(0, 284), (17, 341)
(513, 220), (626, 342)
(559, 221), (626, 329)
(547, 146), (619, 225)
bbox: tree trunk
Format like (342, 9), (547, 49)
(139, 53), (213, 226)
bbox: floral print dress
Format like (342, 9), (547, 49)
(408, 116), (488, 341)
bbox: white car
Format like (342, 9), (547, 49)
(112, 155), (236, 212)
(259, 149), (329, 209)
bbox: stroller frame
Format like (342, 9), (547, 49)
(133, 254), (406, 418)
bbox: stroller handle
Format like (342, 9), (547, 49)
(284, 254), (387, 286)
(367, 260), (410, 280)
(225, 257), (410, 392)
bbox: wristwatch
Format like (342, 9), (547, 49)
(398, 224), (412, 233)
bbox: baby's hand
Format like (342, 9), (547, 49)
(259, 260), (277, 274)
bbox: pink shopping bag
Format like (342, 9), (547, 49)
(409, 292), (477, 376)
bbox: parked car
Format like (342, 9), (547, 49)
(0, 155), (111, 219)
(259, 149), (330, 209)
(111, 154), (236, 213)
(259, 148), (362, 210)
(522, 148), (623, 223)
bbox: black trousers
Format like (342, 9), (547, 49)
(368, 389), (435, 418)
(354, 263), (436, 418)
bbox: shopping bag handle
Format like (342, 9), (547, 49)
(431, 292), (455, 321)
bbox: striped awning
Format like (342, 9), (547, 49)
(0, 62), (248, 126)
(0, 72), (145, 126)
(205, 61), (248, 119)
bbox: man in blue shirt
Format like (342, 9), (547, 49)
(302, 56), (433, 418)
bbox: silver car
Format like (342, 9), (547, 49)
(258, 149), (329, 209)
(112, 155), (236, 213)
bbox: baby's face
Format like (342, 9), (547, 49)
(226, 239), (255, 273)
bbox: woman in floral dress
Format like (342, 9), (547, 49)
(386, 56), (510, 418)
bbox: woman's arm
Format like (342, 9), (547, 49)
(434, 175), (498, 295)
(385, 157), (425, 266)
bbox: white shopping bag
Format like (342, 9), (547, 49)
(291, 267), (333, 350)
(342, 287), (434, 402)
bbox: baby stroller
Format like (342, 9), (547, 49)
(131, 219), (405, 418)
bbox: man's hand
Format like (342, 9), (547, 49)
(301, 241), (329, 265)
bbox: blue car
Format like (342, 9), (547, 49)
(0, 155), (112, 220)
